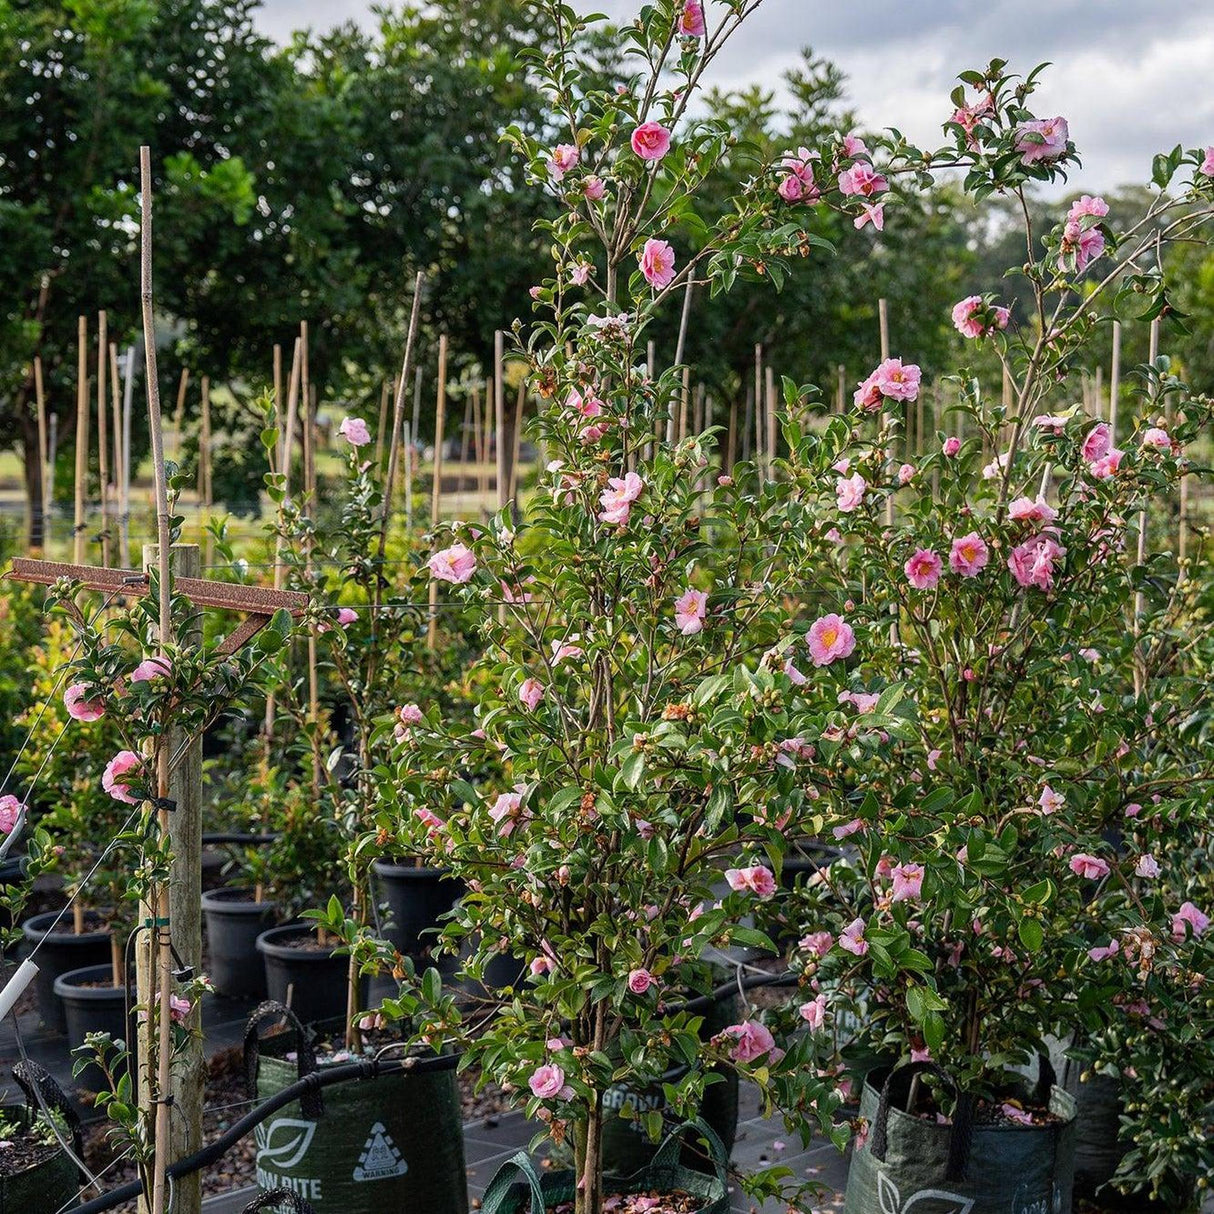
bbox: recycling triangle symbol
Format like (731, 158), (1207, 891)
(352, 1121), (409, 1182)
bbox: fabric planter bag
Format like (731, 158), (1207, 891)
(480, 1118), (730, 1214)
(844, 1061), (1078, 1214)
(0, 1061), (83, 1212)
(244, 1001), (467, 1214)
(241, 1190), (316, 1213)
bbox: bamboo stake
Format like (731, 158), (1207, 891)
(668, 282), (693, 445)
(73, 316), (88, 564)
(1109, 321), (1122, 443)
(299, 322), (322, 799)
(475, 383), (490, 510)
(34, 357), (48, 552)
(120, 346), (134, 568)
(753, 345), (763, 477)
(1133, 319), (1160, 698)
(741, 385), (752, 464)
(108, 344), (122, 535)
(97, 312), (110, 566)
(47, 414), (58, 524)
(173, 369), (189, 463)
(380, 271), (425, 559)
(272, 345), (283, 461)
(375, 380), (390, 473)
(427, 334), (448, 649)
(138, 143), (180, 1214)
(495, 330), (507, 512)
(765, 364), (777, 472)
(509, 380), (525, 502)
(679, 367), (690, 444)
(200, 376), (212, 562)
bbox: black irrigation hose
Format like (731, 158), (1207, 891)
(63, 969), (794, 1212)
(200, 832), (277, 846)
(63, 1052), (457, 1214)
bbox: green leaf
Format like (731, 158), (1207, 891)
(1018, 917), (1044, 953)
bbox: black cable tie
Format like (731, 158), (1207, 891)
(153, 796), (177, 813)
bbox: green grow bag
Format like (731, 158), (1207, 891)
(599, 993), (740, 1176)
(245, 1001), (467, 1214)
(844, 1062), (1078, 1214)
(0, 1062), (82, 1212)
(481, 1119), (729, 1214)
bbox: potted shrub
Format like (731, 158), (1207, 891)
(755, 63), (1214, 1212)
(319, 4), (925, 1211)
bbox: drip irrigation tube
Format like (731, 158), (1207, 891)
(63, 970), (795, 1212)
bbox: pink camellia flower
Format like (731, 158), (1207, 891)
(570, 262), (591, 286)
(399, 703), (423, 725)
(551, 638), (583, 664)
(725, 865), (777, 899)
(583, 176), (606, 201)
(1088, 449), (1124, 480)
(131, 656), (171, 683)
(631, 122), (672, 162)
(1001, 1103), (1034, 1126)
(839, 917), (869, 956)
(833, 818), (863, 840)
(1059, 221), (1105, 273)
(1082, 422), (1111, 463)
(518, 678), (545, 711)
(65, 683), (105, 722)
(904, 548), (943, 590)
(942, 435), (961, 457)
(488, 789), (529, 837)
(799, 994), (827, 1030)
(949, 532), (989, 578)
(598, 471), (644, 525)
(890, 862), (924, 903)
(1069, 853), (1111, 880)
(800, 930), (833, 958)
(835, 472), (867, 513)
(0, 795), (25, 834)
(627, 968), (653, 995)
(1141, 427), (1172, 451)
(837, 162), (888, 197)
(853, 371), (883, 411)
(529, 1063), (572, 1100)
(1038, 785), (1065, 815)
(721, 1020), (778, 1064)
(169, 994), (192, 1024)
(874, 358), (921, 402)
(1171, 901), (1209, 940)
(103, 750), (143, 804)
(1088, 939), (1120, 962)
(429, 543), (477, 584)
(677, 0), (706, 35)
(808, 614), (856, 666)
(639, 238), (676, 289)
(778, 147), (819, 203)
(1134, 854), (1160, 879)
(674, 587), (708, 635)
(1068, 194), (1109, 222)
(547, 143), (579, 181)
(951, 295), (1010, 339)
(414, 807), (444, 835)
(1008, 535), (1065, 591)
(853, 202), (885, 231)
(898, 463), (915, 485)
(1014, 116), (1069, 165)
(338, 416), (371, 446)
(1202, 147), (1214, 176)
(1008, 495), (1058, 524)
(841, 132), (869, 159)
(338, 607), (357, 627)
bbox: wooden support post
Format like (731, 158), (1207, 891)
(741, 385), (752, 464)
(375, 380), (390, 473)
(495, 330), (507, 512)
(725, 396), (737, 474)
(474, 384), (489, 511)
(34, 357), (49, 552)
(138, 544), (203, 1214)
(74, 316), (89, 564)
(679, 367), (690, 444)
(753, 344), (763, 477)
(120, 346), (135, 569)
(428, 335), (448, 649)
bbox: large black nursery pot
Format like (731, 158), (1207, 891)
(245, 1002), (467, 1214)
(780, 840), (843, 890)
(22, 910), (112, 1033)
(599, 991), (740, 1176)
(0, 1061), (83, 1212)
(372, 860), (463, 961)
(52, 963), (134, 1093)
(481, 1119), (730, 1214)
(256, 925), (358, 1025)
(203, 887), (278, 998)
(844, 1061), (1078, 1214)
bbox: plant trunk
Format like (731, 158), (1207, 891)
(22, 407), (45, 550)
(575, 1094), (604, 1214)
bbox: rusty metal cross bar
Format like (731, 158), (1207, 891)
(8, 557), (309, 656)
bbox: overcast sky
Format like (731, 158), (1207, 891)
(255, 0), (1214, 194)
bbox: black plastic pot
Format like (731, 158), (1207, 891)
(203, 887), (278, 999)
(22, 910), (113, 1033)
(780, 841), (843, 890)
(372, 862), (464, 961)
(256, 926), (355, 1025)
(53, 963), (134, 1092)
(0, 1062), (83, 1211)
(246, 1002), (466, 1214)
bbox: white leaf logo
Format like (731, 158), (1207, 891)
(255, 1117), (317, 1170)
